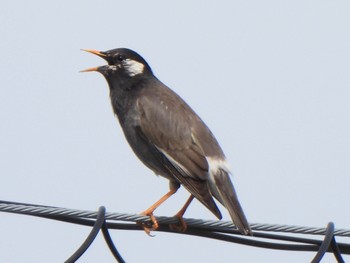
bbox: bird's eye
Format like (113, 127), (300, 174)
(115, 54), (125, 62)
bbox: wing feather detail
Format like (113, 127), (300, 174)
(135, 86), (222, 218)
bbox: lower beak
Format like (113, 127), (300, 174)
(80, 67), (99, 73)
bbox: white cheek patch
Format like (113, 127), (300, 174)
(206, 157), (232, 175)
(109, 65), (118, 71)
(123, 59), (145, 77)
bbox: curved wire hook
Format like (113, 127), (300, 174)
(65, 206), (106, 263)
(311, 222), (345, 263)
(102, 222), (126, 263)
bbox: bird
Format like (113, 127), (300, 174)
(81, 48), (252, 236)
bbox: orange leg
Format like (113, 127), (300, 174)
(140, 189), (177, 235)
(170, 195), (195, 232)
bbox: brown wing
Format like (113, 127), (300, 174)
(136, 85), (222, 219)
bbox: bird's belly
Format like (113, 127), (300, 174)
(121, 122), (173, 181)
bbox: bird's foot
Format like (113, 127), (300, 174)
(169, 215), (188, 232)
(169, 195), (193, 232)
(139, 211), (159, 236)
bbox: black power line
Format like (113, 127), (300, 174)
(0, 200), (349, 262)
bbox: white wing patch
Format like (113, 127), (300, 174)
(206, 157), (232, 175)
(206, 157), (232, 204)
(156, 147), (193, 177)
(123, 59), (144, 77)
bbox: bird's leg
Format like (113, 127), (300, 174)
(139, 188), (177, 235)
(170, 195), (195, 232)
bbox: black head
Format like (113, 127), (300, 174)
(81, 48), (153, 78)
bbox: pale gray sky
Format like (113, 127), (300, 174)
(0, 0), (349, 262)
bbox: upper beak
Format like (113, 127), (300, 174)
(81, 49), (107, 58)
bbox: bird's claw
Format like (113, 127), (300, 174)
(139, 211), (159, 236)
(169, 215), (188, 232)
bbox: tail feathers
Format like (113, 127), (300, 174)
(180, 176), (223, 220)
(164, 157), (223, 219)
(213, 170), (252, 235)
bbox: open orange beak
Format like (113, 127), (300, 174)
(81, 49), (109, 73)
